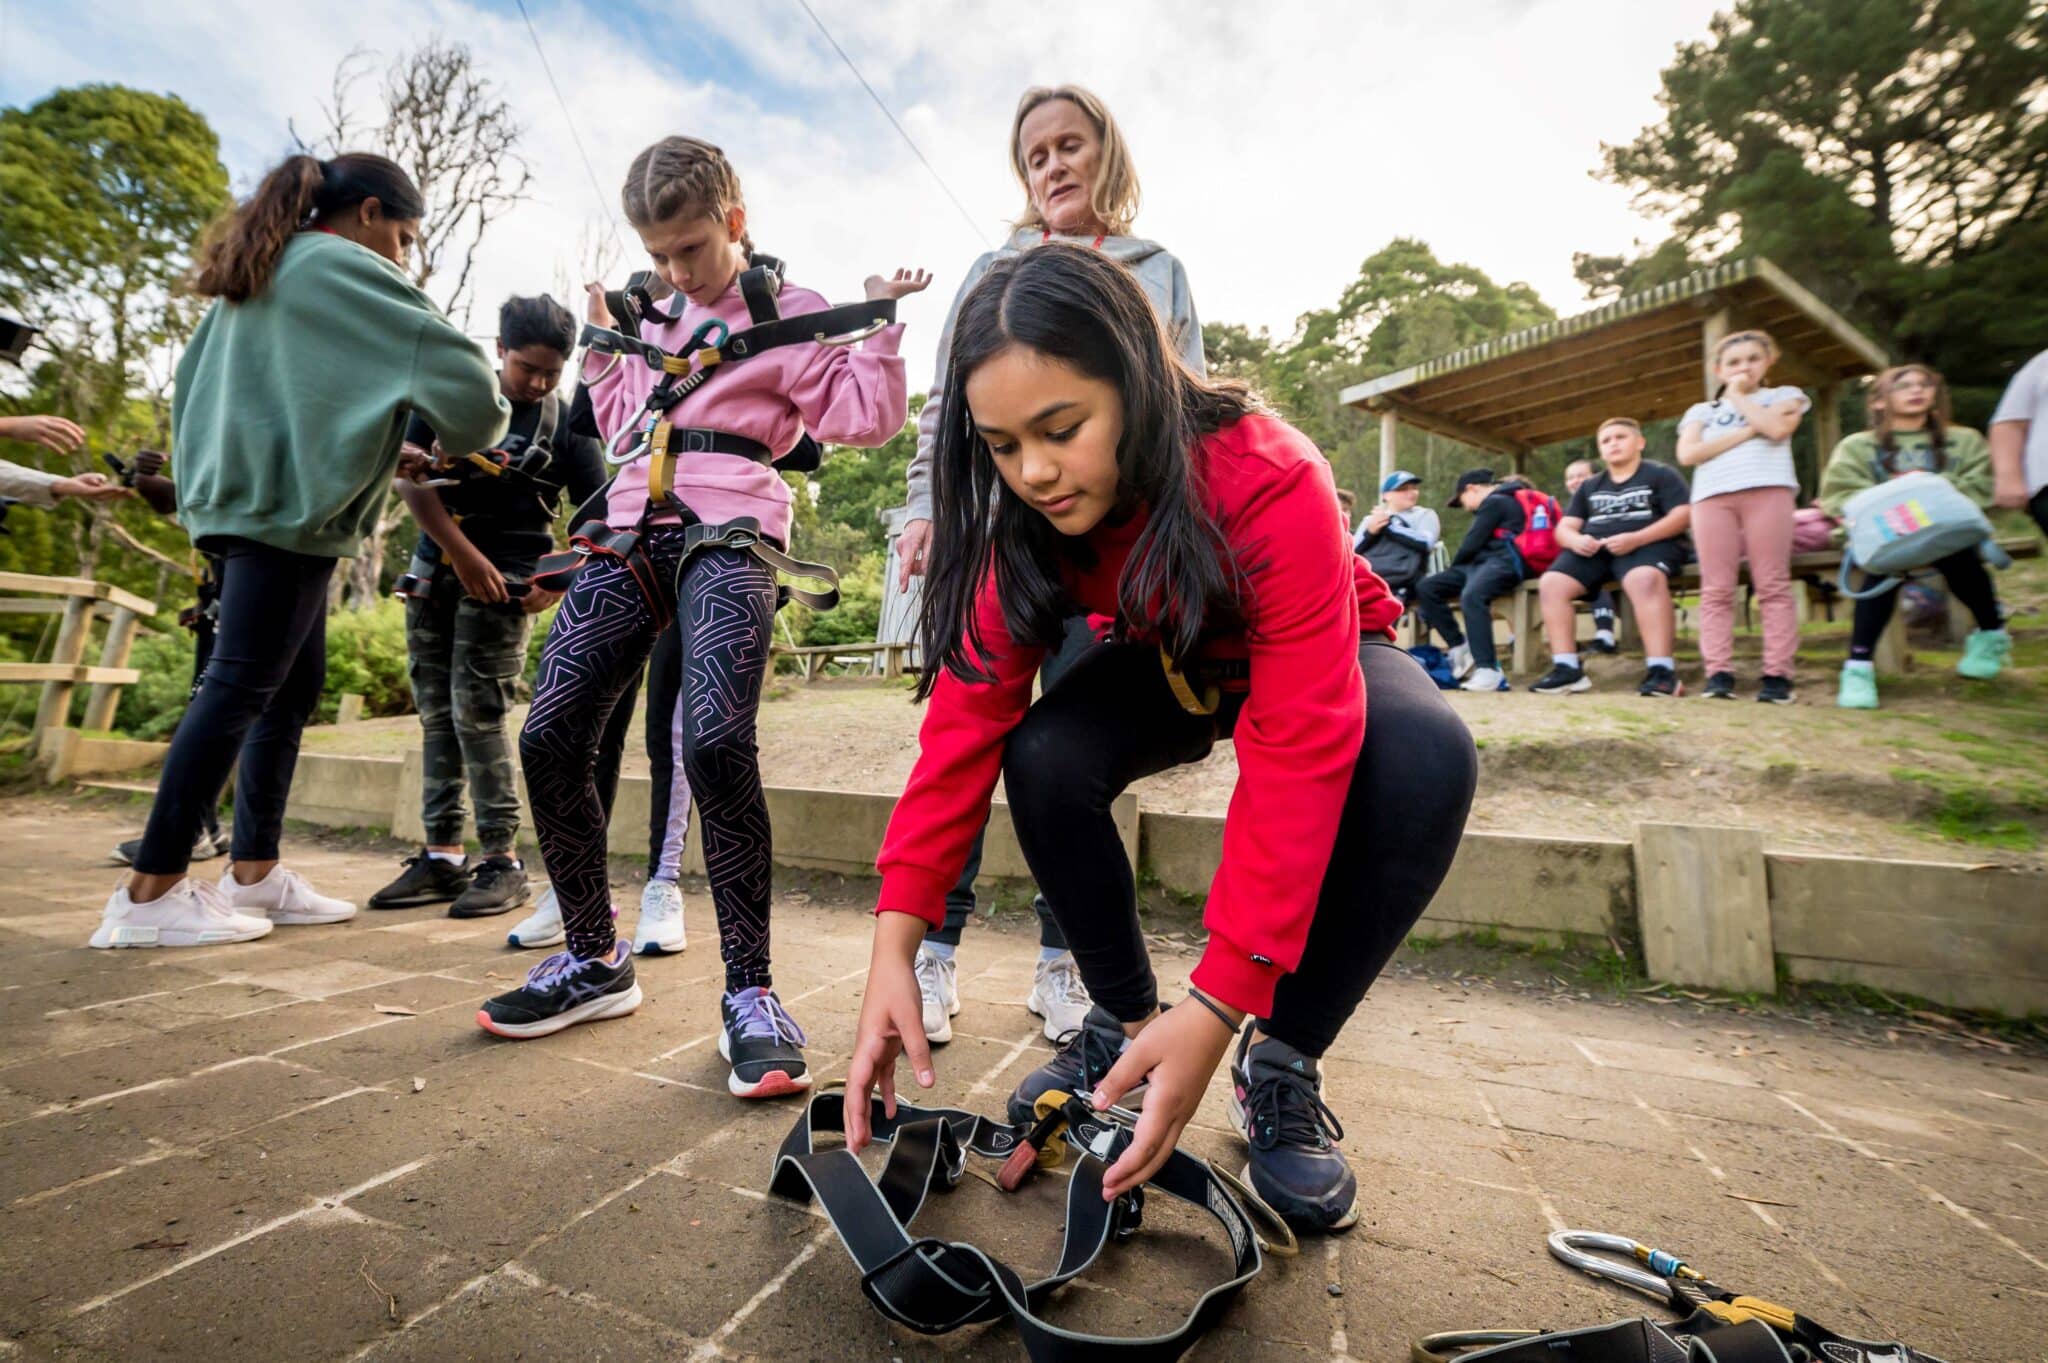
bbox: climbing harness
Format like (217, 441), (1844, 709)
(1159, 646), (1250, 717)
(772, 1085), (1293, 1362)
(536, 254), (879, 616)
(394, 396), (566, 603)
(1410, 1229), (1949, 1362)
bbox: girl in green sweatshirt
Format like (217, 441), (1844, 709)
(1819, 364), (2010, 710)
(92, 151), (509, 953)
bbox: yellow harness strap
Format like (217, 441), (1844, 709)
(1160, 644), (1219, 716)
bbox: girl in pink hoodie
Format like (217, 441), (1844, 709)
(478, 136), (926, 1095)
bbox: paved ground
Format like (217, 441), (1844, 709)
(2, 798), (2043, 1362)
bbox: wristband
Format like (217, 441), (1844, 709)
(1183, 987), (1243, 1035)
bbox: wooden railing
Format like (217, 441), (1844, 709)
(771, 640), (915, 682)
(0, 571), (157, 763)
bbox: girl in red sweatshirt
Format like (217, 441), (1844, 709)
(843, 245), (1477, 1233)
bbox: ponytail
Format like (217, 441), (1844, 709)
(192, 152), (425, 302)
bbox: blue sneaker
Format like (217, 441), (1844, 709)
(1005, 1005), (1137, 1126)
(1957, 628), (2011, 680)
(1837, 665), (1879, 710)
(477, 942), (640, 1039)
(1228, 1030), (1359, 1232)
(720, 986), (812, 1098)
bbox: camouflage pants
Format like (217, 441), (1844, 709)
(406, 579), (531, 852)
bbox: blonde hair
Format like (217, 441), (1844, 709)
(621, 136), (752, 252)
(1010, 86), (1140, 236)
(1595, 417), (1642, 436)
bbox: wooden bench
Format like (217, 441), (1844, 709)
(772, 640), (915, 682)
(1498, 537), (2040, 677)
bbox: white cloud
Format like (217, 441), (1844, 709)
(10, 0), (1720, 365)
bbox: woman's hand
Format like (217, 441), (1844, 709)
(584, 281), (615, 329)
(449, 545), (509, 604)
(395, 441), (434, 483)
(894, 517), (932, 589)
(865, 268), (933, 302)
(0, 413), (86, 454)
(50, 472), (130, 503)
(843, 911), (938, 1153)
(1089, 995), (1242, 1201)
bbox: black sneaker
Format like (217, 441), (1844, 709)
(1637, 665), (1682, 698)
(1005, 1004), (1138, 1126)
(111, 827), (226, 866)
(1529, 662), (1591, 695)
(1702, 671), (1737, 700)
(1757, 674), (1796, 705)
(476, 942), (641, 1039)
(1228, 1030), (1358, 1232)
(368, 851), (471, 909)
(450, 855), (529, 918)
(720, 987), (813, 1098)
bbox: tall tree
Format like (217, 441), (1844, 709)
(0, 85), (230, 579)
(1592, 0), (2048, 408)
(296, 40), (534, 606)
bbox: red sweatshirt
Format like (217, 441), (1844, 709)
(876, 413), (1403, 1017)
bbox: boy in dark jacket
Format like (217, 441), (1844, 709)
(1415, 468), (1533, 692)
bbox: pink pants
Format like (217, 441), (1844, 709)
(1692, 485), (1799, 677)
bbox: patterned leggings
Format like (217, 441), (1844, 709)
(521, 529), (777, 986)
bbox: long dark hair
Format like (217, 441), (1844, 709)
(916, 243), (1255, 700)
(1868, 364), (1951, 472)
(192, 153), (424, 302)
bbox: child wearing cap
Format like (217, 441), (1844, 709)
(1353, 470), (1440, 600)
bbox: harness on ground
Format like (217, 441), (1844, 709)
(1412, 1230), (1949, 1363)
(772, 1086), (1293, 1362)
(536, 255), (878, 618)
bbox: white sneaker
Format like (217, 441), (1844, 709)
(1026, 951), (1093, 1042)
(90, 879), (274, 949)
(633, 880), (688, 956)
(507, 886), (565, 949)
(913, 945), (959, 1044)
(1447, 642), (1475, 680)
(1459, 666), (1506, 693)
(219, 866), (356, 925)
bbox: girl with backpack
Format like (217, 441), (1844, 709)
(1820, 364), (2009, 709)
(1678, 328), (1807, 703)
(474, 136), (927, 1107)
(841, 245), (1477, 1234)
(89, 153), (511, 952)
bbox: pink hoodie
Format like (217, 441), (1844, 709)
(582, 273), (908, 542)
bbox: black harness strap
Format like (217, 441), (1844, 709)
(771, 1090), (1266, 1363)
(679, 516), (841, 610)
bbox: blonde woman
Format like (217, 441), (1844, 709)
(891, 84), (1205, 1050)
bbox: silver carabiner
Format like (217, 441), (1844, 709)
(604, 422), (650, 468)
(814, 317), (889, 348)
(1546, 1230), (1685, 1301)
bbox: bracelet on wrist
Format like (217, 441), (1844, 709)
(1183, 987), (1244, 1035)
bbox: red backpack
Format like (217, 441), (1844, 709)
(1500, 486), (1562, 573)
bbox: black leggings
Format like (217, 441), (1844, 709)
(1002, 638), (1477, 1058)
(583, 617), (684, 872)
(1848, 550), (2001, 660)
(522, 534), (775, 985)
(134, 538), (335, 875)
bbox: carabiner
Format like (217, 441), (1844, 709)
(814, 316), (889, 348)
(683, 317), (729, 352)
(1546, 1230), (1693, 1301)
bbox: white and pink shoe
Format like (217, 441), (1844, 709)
(90, 879), (274, 949)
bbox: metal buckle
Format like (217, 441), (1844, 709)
(814, 317), (888, 347)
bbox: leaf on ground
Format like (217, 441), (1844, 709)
(128, 1237), (190, 1251)
(411, 1077), (426, 1093)
(373, 1004), (418, 1017)
(1723, 1192), (1795, 1207)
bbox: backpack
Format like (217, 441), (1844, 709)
(1406, 644), (1460, 690)
(1835, 469), (2010, 600)
(1500, 487), (1562, 574)
(1362, 533), (1428, 591)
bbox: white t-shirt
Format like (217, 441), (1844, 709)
(1990, 349), (2048, 496)
(1353, 506), (1441, 552)
(1679, 386), (1810, 501)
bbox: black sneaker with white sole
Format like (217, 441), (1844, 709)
(368, 852), (471, 909)
(450, 855), (528, 918)
(1228, 1029), (1358, 1232)
(112, 827), (226, 867)
(476, 943), (641, 1039)
(1702, 670), (1737, 700)
(1637, 665), (1682, 697)
(1005, 1004), (1142, 1127)
(1756, 674), (1796, 705)
(1529, 662), (1591, 695)
(720, 987), (813, 1098)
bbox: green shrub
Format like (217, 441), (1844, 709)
(319, 599), (414, 723)
(800, 551), (883, 646)
(112, 628), (199, 739)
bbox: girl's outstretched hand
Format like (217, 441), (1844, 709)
(583, 281), (615, 329)
(865, 269), (933, 302)
(843, 910), (937, 1153)
(1089, 997), (1241, 1201)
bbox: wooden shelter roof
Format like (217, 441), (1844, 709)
(1338, 257), (1888, 456)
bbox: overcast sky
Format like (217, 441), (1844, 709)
(5, 0), (1726, 360)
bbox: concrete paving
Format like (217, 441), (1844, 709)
(1, 796), (2042, 1362)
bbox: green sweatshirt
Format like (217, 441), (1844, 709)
(172, 231), (509, 559)
(1818, 425), (1993, 528)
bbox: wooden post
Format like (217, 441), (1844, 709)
(81, 605), (139, 732)
(1810, 381), (1843, 496)
(335, 692), (366, 725)
(1634, 822), (1776, 995)
(32, 596), (92, 753)
(1701, 309), (1730, 399)
(1379, 407), (1399, 489)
